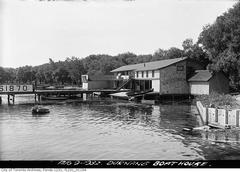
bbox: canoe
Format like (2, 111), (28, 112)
(127, 89), (154, 97)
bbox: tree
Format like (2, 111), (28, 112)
(153, 48), (167, 61)
(0, 67), (8, 83)
(136, 54), (153, 63)
(198, 1), (240, 89)
(182, 38), (194, 52)
(182, 38), (209, 68)
(165, 47), (183, 59)
(117, 52), (138, 65)
(153, 47), (183, 61)
(53, 66), (70, 85)
(16, 66), (35, 83)
(65, 57), (86, 85)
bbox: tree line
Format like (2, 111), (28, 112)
(0, 43), (207, 86)
(0, 1), (239, 90)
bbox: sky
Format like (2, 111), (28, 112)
(0, 0), (237, 68)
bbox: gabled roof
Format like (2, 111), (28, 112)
(110, 63), (143, 73)
(188, 70), (213, 82)
(110, 57), (187, 72)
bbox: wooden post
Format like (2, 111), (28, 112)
(236, 110), (239, 127)
(236, 132), (239, 142)
(83, 93), (87, 101)
(7, 95), (10, 105)
(139, 80), (140, 91)
(205, 107), (209, 125)
(143, 80), (145, 91)
(225, 133), (229, 141)
(38, 94), (41, 102)
(225, 109), (229, 125)
(215, 132), (218, 142)
(215, 108), (218, 123)
(12, 94), (15, 104)
(205, 132), (209, 140)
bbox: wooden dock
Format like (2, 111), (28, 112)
(0, 89), (127, 104)
(0, 89), (127, 95)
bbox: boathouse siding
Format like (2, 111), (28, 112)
(188, 70), (229, 95)
(159, 60), (189, 94)
(133, 58), (189, 93)
(135, 70), (160, 92)
(133, 61), (189, 94)
(81, 75), (115, 90)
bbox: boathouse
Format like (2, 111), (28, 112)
(81, 75), (115, 90)
(188, 70), (229, 95)
(111, 57), (204, 95)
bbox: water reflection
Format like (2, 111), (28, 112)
(1, 97), (240, 160)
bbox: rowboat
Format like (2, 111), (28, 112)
(127, 89), (154, 97)
(41, 95), (68, 101)
(32, 106), (50, 114)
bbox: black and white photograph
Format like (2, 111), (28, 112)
(0, 0), (240, 168)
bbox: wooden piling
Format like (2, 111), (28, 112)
(7, 95), (10, 105)
(83, 93), (87, 101)
(38, 94), (41, 102)
(236, 110), (240, 127)
(236, 132), (239, 141)
(215, 108), (218, 123)
(205, 107), (209, 125)
(225, 109), (229, 125)
(12, 94), (15, 104)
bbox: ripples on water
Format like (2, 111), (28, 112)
(0, 95), (240, 160)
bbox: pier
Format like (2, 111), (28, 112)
(0, 85), (127, 105)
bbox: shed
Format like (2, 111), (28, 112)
(188, 70), (229, 95)
(81, 75), (115, 90)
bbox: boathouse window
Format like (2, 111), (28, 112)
(177, 65), (184, 71)
(146, 71), (148, 78)
(142, 71), (144, 78)
(137, 71), (139, 78)
(152, 70), (154, 77)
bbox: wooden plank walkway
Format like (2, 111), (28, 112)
(0, 89), (127, 95)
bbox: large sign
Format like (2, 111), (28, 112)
(0, 85), (34, 93)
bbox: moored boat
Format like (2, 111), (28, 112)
(41, 95), (68, 101)
(127, 89), (154, 97)
(32, 106), (50, 114)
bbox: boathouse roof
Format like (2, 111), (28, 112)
(111, 57), (187, 72)
(110, 63), (143, 73)
(188, 70), (213, 82)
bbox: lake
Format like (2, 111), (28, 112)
(0, 95), (240, 160)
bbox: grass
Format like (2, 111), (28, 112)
(196, 92), (240, 110)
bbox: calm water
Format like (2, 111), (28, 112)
(1, 95), (240, 160)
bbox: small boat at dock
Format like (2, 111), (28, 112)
(127, 89), (154, 101)
(127, 89), (154, 97)
(32, 106), (50, 114)
(41, 95), (68, 101)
